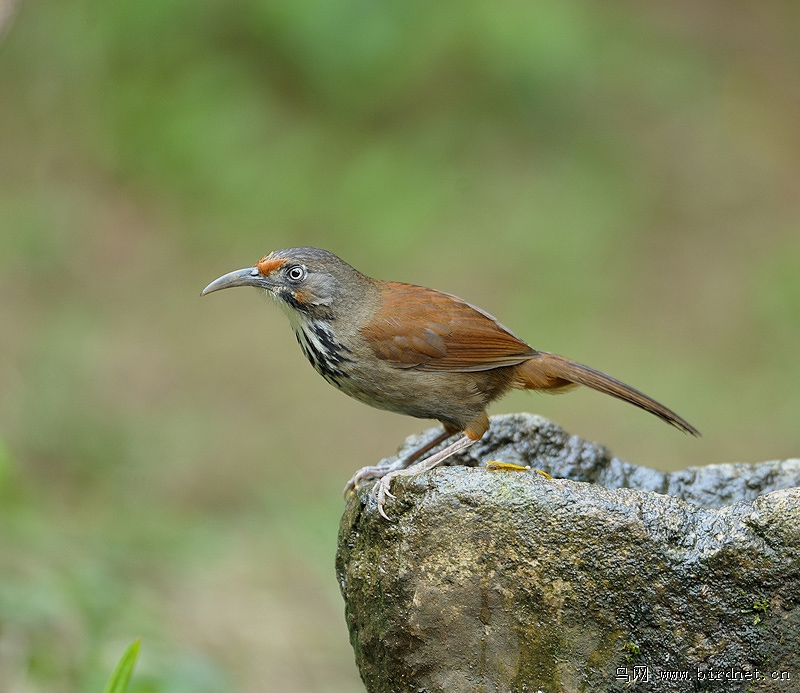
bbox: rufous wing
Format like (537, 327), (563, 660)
(361, 282), (536, 372)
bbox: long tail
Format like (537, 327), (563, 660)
(514, 352), (700, 436)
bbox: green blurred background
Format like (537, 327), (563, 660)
(1, 0), (798, 690)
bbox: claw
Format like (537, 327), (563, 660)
(343, 477), (364, 499)
(374, 473), (400, 520)
(344, 463), (397, 500)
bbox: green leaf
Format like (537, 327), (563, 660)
(103, 639), (141, 693)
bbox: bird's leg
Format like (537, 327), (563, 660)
(343, 428), (455, 498)
(375, 433), (477, 520)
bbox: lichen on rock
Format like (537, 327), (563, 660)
(337, 414), (800, 693)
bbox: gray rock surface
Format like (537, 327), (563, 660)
(337, 414), (800, 693)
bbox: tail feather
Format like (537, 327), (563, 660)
(515, 352), (700, 436)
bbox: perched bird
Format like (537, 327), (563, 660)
(202, 247), (699, 518)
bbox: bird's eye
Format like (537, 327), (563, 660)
(286, 265), (307, 282)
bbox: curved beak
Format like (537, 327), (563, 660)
(201, 267), (264, 296)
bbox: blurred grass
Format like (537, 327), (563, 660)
(103, 639), (139, 693)
(1, 0), (799, 690)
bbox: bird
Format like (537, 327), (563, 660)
(202, 246), (699, 518)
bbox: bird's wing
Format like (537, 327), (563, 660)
(361, 282), (536, 372)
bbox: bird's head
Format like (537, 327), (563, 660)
(201, 247), (369, 320)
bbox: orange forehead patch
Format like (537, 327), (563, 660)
(255, 254), (286, 276)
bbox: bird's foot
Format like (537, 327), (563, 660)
(375, 469), (406, 520)
(343, 428), (457, 499)
(343, 464), (394, 499)
(373, 433), (478, 519)
(344, 427), (462, 501)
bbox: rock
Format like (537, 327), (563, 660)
(337, 414), (800, 693)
